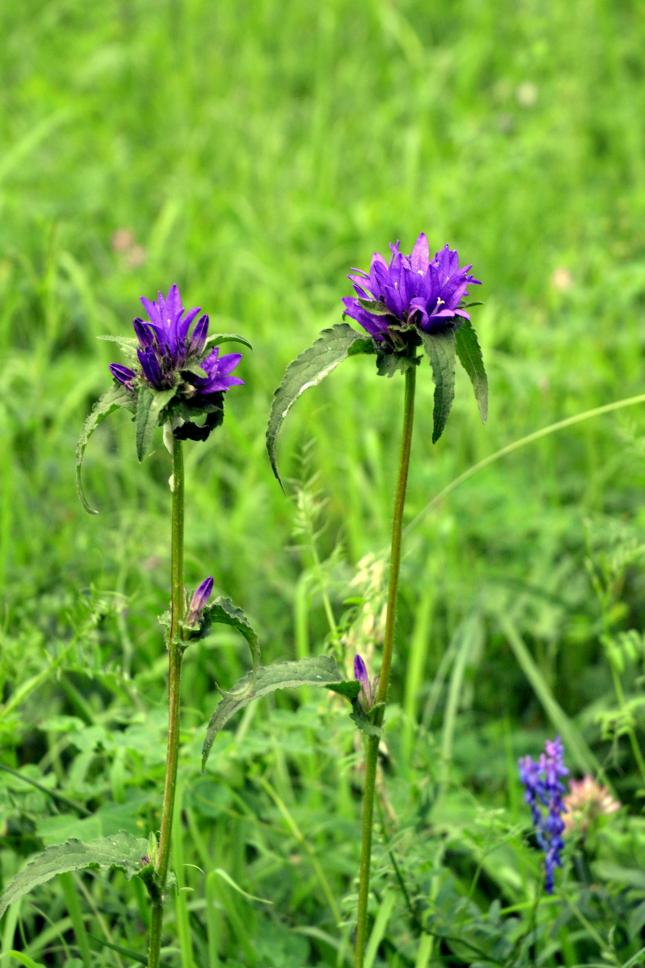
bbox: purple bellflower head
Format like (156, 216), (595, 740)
(185, 576), (214, 627)
(343, 233), (481, 348)
(519, 736), (568, 894)
(108, 284), (244, 446)
(110, 284), (243, 397)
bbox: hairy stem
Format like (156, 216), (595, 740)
(148, 436), (185, 968)
(354, 365), (416, 968)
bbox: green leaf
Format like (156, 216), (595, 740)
(455, 319), (488, 422)
(87, 937), (148, 965)
(6, 954), (47, 968)
(266, 323), (363, 486)
(347, 337), (377, 357)
(202, 656), (345, 768)
(198, 596), (260, 673)
(356, 298), (391, 315)
(350, 703), (382, 738)
(135, 386), (177, 462)
(96, 335), (139, 361)
(76, 385), (133, 514)
(326, 680), (361, 701)
(420, 330), (457, 443)
(206, 333), (253, 350)
(0, 832), (149, 919)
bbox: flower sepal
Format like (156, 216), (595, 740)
(376, 346), (420, 379)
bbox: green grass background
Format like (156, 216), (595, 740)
(0, 0), (644, 965)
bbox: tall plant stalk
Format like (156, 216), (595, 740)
(148, 435), (185, 968)
(354, 365), (417, 967)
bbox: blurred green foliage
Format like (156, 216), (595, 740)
(0, 0), (643, 964)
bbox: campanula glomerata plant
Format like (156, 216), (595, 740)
(266, 231), (487, 967)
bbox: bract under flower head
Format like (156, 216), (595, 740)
(342, 233), (481, 349)
(109, 284), (243, 400)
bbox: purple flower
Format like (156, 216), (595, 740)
(109, 284), (243, 400)
(354, 654), (377, 711)
(184, 346), (244, 398)
(519, 736), (568, 893)
(185, 576), (214, 626)
(342, 233), (481, 344)
(109, 363), (136, 387)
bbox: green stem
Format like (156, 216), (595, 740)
(354, 365), (416, 968)
(610, 665), (645, 784)
(148, 436), (185, 968)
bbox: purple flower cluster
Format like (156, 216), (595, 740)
(109, 285), (243, 399)
(518, 737), (568, 893)
(342, 233), (480, 344)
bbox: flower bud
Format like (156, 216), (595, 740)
(185, 576), (214, 626)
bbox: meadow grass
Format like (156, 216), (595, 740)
(0, 0), (644, 965)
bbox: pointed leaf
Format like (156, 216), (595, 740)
(202, 656), (345, 767)
(206, 333), (253, 350)
(266, 324), (363, 486)
(76, 385), (133, 514)
(455, 319), (488, 422)
(326, 680), (361, 701)
(87, 936), (148, 965)
(420, 330), (456, 443)
(0, 833), (149, 919)
(356, 298), (391, 316)
(96, 335), (139, 361)
(347, 337), (377, 357)
(199, 596), (260, 673)
(135, 386), (177, 462)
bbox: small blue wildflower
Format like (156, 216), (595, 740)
(519, 736), (568, 894)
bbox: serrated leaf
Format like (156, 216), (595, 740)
(266, 324), (363, 486)
(347, 337), (377, 357)
(420, 330), (456, 443)
(0, 833), (149, 919)
(455, 319), (488, 422)
(202, 656), (345, 768)
(326, 680), (361, 701)
(206, 333), (253, 350)
(135, 386), (177, 462)
(96, 335), (139, 361)
(199, 597), (260, 673)
(76, 385), (133, 514)
(350, 703), (383, 738)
